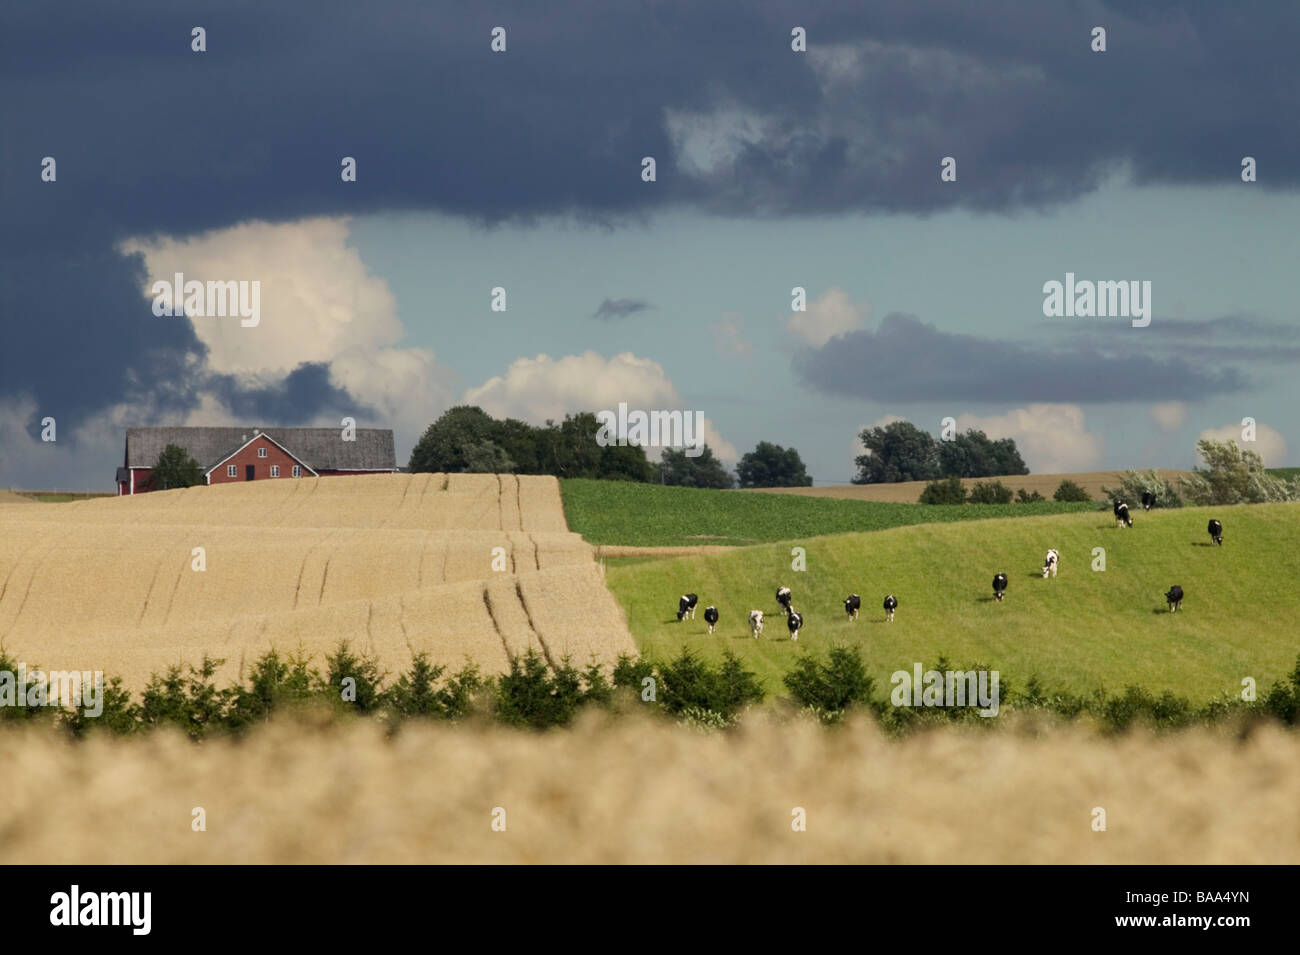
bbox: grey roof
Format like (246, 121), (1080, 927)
(124, 427), (397, 471)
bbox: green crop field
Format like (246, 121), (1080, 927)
(561, 478), (1094, 547)
(602, 502), (1300, 701)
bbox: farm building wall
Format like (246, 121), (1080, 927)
(208, 435), (309, 485)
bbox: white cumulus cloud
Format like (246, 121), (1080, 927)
(1150, 401), (1187, 431)
(955, 404), (1104, 473)
(464, 351), (738, 462)
(787, 287), (868, 348)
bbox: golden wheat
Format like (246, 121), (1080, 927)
(1, 713), (1295, 864)
(0, 474), (634, 688)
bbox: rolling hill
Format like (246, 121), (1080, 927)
(603, 501), (1300, 700)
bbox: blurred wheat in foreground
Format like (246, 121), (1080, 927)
(3, 712), (1297, 864)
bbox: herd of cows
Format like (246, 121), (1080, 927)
(671, 498), (1228, 637)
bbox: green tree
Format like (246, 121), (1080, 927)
(654, 444), (735, 488)
(409, 406), (514, 473)
(918, 475), (967, 504)
(853, 420), (939, 484)
(938, 430), (1028, 478)
(1016, 487), (1045, 503)
(1053, 479), (1093, 502)
(151, 443), (203, 490)
(736, 441), (813, 488)
(967, 480), (1014, 504)
(1179, 439), (1297, 505)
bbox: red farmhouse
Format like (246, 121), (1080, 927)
(115, 426), (398, 495)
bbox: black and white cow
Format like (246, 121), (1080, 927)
(1114, 500), (1132, 528)
(844, 594), (861, 620)
(703, 605), (719, 634)
(1141, 490), (1156, 511)
(1207, 519), (1223, 546)
(1042, 549), (1059, 579)
(992, 573), (1008, 601)
(787, 610), (803, 641)
(1165, 585), (1184, 612)
(776, 586), (793, 615)
(676, 593), (698, 621)
(748, 609), (764, 637)
(883, 594), (898, 622)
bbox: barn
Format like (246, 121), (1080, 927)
(115, 426), (399, 495)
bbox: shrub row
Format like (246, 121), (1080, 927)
(3, 644), (1299, 738)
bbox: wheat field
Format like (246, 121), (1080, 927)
(1, 712), (1296, 864)
(0, 474), (636, 688)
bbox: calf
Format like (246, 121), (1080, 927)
(844, 594), (861, 620)
(676, 593), (698, 621)
(776, 586), (793, 615)
(1114, 501), (1132, 528)
(748, 609), (764, 638)
(787, 610), (803, 641)
(1165, 585), (1184, 613)
(1207, 519), (1223, 546)
(1042, 549), (1059, 579)
(1141, 490), (1156, 511)
(883, 594), (897, 622)
(703, 605), (719, 634)
(992, 573), (1008, 601)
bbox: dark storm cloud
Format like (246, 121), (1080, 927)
(209, 363), (373, 423)
(592, 298), (654, 321)
(792, 313), (1246, 403)
(2, 1), (1297, 439)
(1044, 314), (1300, 363)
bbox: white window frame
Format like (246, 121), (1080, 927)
(292, 465), (302, 478)
(227, 465), (237, 477)
(271, 465), (280, 477)
(258, 447), (268, 458)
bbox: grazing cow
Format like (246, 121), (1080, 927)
(676, 593), (698, 621)
(883, 594), (898, 622)
(1141, 490), (1156, 511)
(787, 610), (803, 641)
(844, 594), (861, 620)
(992, 573), (1008, 601)
(703, 605), (719, 634)
(776, 586), (793, 615)
(748, 609), (764, 638)
(1042, 549), (1059, 579)
(1165, 585), (1184, 613)
(1208, 519), (1223, 546)
(1114, 501), (1132, 528)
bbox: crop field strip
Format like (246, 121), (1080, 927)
(0, 474), (637, 689)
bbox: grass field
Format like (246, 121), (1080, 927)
(603, 502), (1300, 700)
(744, 470), (1193, 503)
(561, 478), (1094, 546)
(3, 713), (1297, 863)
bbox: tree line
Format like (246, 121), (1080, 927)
(408, 406), (814, 489)
(853, 420), (1029, 484)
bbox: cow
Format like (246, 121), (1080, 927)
(1165, 585), (1184, 613)
(992, 573), (1008, 601)
(1207, 519), (1223, 546)
(776, 586), (793, 615)
(1141, 490), (1156, 511)
(883, 594), (898, 622)
(1042, 549), (1059, 579)
(703, 605), (719, 634)
(787, 610), (803, 641)
(1114, 500), (1132, 528)
(676, 593), (698, 621)
(748, 609), (764, 638)
(844, 594), (861, 620)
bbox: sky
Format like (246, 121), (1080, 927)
(2, 1), (1298, 489)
